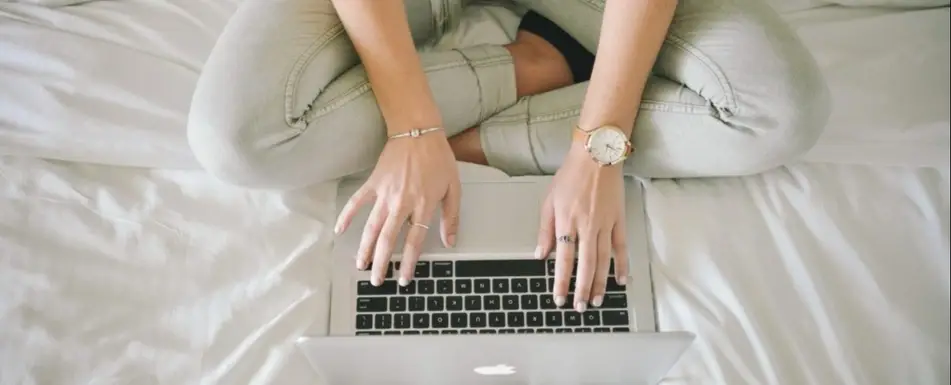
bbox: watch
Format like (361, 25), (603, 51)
(573, 125), (633, 166)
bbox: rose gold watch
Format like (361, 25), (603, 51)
(572, 125), (633, 166)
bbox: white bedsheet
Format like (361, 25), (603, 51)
(0, 1), (949, 385)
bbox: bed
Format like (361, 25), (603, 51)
(0, 1), (948, 385)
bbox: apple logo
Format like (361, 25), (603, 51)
(473, 364), (516, 376)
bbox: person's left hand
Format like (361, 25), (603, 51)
(535, 143), (629, 313)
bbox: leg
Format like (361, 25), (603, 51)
(473, 0), (831, 178)
(187, 0), (518, 189)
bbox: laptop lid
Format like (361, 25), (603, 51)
(296, 332), (694, 385)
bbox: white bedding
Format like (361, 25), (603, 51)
(0, 1), (948, 385)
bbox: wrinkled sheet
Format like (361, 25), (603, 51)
(0, 1), (949, 385)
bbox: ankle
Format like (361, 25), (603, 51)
(505, 31), (573, 98)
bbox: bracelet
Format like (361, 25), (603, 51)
(388, 127), (444, 139)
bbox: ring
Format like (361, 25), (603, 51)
(409, 222), (430, 230)
(556, 234), (575, 244)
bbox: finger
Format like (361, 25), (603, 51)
(400, 205), (437, 285)
(535, 195), (555, 260)
(612, 216), (630, 286)
(371, 208), (408, 286)
(573, 229), (598, 313)
(335, 186), (375, 235)
(440, 180), (461, 248)
(552, 217), (576, 308)
(356, 200), (387, 275)
(590, 231), (613, 307)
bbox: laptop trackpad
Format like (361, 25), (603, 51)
(333, 181), (548, 257)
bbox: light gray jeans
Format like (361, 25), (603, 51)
(187, 0), (830, 189)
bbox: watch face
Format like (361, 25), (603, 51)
(586, 127), (629, 164)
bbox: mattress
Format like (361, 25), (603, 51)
(0, 1), (948, 385)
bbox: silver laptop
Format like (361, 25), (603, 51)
(297, 165), (694, 385)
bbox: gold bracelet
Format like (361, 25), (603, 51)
(388, 127), (444, 139)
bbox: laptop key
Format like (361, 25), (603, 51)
(358, 280), (397, 295)
(512, 279), (528, 293)
(530, 278), (547, 293)
(502, 295), (519, 310)
(461, 330), (477, 334)
(499, 329), (516, 334)
(455, 279), (472, 294)
(412, 313), (429, 329)
(540, 295), (557, 310)
(479, 330), (497, 334)
(493, 279), (509, 293)
(414, 262), (430, 278)
(537, 328), (554, 333)
(526, 312), (544, 327)
(601, 310), (630, 326)
(427, 297), (444, 311)
(384, 331), (401, 335)
(545, 311), (563, 327)
(357, 298), (386, 312)
(356, 314), (372, 330)
(408, 296), (425, 312)
(432, 261), (453, 277)
(574, 328), (592, 333)
(474, 279), (491, 293)
(398, 280), (416, 295)
(389, 297), (406, 312)
(612, 327), (630, 332)
(422, 330), (439, 335)
(432, 313), (449, 328)
(403, 331), (420, 335)
(464, 295), (482, 311)
(394, 314), (411, 329)
(605, 277), (625, 292)
(441, 330), (458, 335)
(437, 280), (453, 294)
(583, 311), (601, 326)
(517, 329), (534, 334)
(374, 314), (392, 329)
(446, 296), (463, 311)
(565, 312), (582, 326)
(356, 331), (381, 336)
(451, 313), (467, 328)
(521, 294), (539, 310)
(601, 293), (627, 309)
(484, 295), (501, 310)
(455, 260), (546, 277)
(507, 312), (525, 328)
(488, 312), (506, 328)
(470, 313), (488, 328)
(555, 328), (571, 333)
(594, 327), (611, 333)
(417, 279), (435, 294)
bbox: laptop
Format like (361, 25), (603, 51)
(297, 164), (694, 385)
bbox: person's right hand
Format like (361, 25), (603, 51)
(334, 130), (461, 287)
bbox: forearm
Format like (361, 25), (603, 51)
(331, 0), (443, 135)
(578, 0), (677, 137)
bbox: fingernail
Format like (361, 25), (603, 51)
(334, 224), (341, 235)
(533, 246), (542, 259)
(574, 301), (587, 313)
(371, 275), (382, 286)
(356, 259), (366, 270)
(618, 276), (628, 286)
(448, 234), (456, 248)
(591, 296), (603, 307)
(554, 296), (566, 307)
(398, 277), (410, 287)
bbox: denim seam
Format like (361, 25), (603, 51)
(662, 34), (739, 114)
(284, 23), (346, 131)
(524, 100), (543, 174)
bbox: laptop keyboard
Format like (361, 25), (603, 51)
(354, 259), (631, 336)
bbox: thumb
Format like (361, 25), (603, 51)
(440, 181), (461, 248)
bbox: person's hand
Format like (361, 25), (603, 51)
(334, 131), (461, 287)
(535, 143), (629, 313)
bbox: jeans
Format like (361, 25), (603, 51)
(187, 0), (831, 189)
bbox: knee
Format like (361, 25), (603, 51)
(752, 56), (832, 171)
(187, 114), (283, 189)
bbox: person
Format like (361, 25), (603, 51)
(187, 0), (830, 313)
